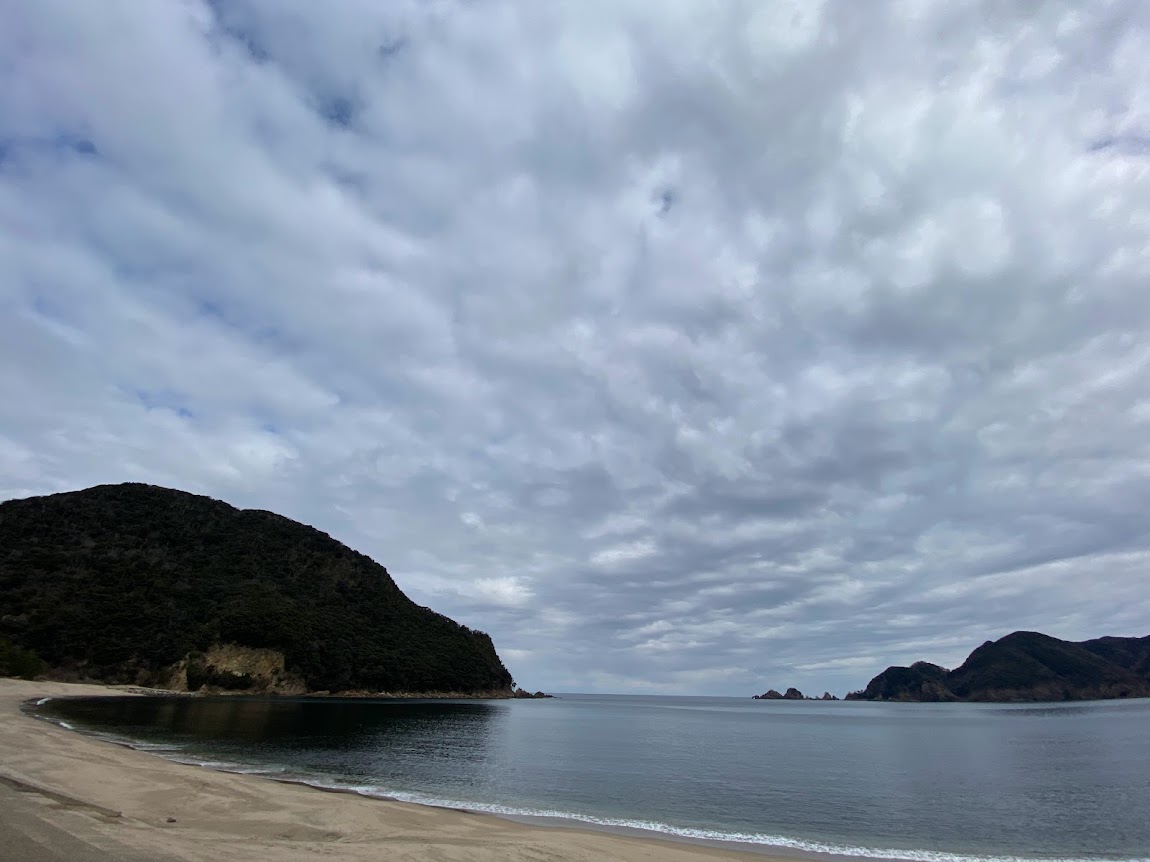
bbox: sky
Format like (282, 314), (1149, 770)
(2, 1), (1149, 696)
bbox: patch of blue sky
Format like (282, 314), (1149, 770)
(132, 388), (194, 420)
(0, 132), (99, 165)
(53, 132), (98, 156)
(197, 299), (226, 320)
(378, 38), (407, 60)
(24, 294), (87, 346)
(1088, 133), (1150, 154)
(32, 295), (60, 318)
(315, 93), (358, 130)
(194, 297), (303, 355)
(203, 0), (269, 63)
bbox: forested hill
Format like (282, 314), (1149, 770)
(0, 483), (514, 695)
(847, 631), (1150, 702)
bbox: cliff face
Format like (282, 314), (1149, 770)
(166, 644), (307, 694)
(0, 483), (514, 695)
(848, 632), (1150, 703)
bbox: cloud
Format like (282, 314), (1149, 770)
(2, 0), (1149, 695)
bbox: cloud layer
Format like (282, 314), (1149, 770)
(3, 0), (1149, 694)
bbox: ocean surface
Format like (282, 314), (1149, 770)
(33, 693), (1150, 862)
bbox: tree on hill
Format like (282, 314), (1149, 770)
(0, 483), (514, 695)
(847, 631), (1150, 703)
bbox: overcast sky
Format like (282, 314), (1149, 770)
(2, 1), (1149, 696)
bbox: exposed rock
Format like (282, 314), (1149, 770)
(753, 689), (784, 699)
(167, 644), (307, 695)
(753, 688), (837, 701)
(512, 688), (554, 699)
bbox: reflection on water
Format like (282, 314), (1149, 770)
(42, 696), (504, 784)
(39, 694), (1150, 861)
(44, 695), (501, 740)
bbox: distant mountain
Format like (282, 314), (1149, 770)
(0, 483), (514, 695)
(847, 631), (1150, 702)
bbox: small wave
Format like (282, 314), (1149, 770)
(167, 756), (244, 771)
(36, 697), (52, 706)
(232, 765), (289, 776)
(304, 783), (1150, 862)
(127, 742), (188, 753)
(36, 720), (1148, 862)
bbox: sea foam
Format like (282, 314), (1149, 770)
(304, 781), (1150, 862)
(36, 705), (1150, 862)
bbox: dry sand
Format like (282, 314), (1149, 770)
(0, 679), (788, 862)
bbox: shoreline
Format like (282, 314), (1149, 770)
(0, 678), (803, 862)
(45, 682), (538, 699)
(4, 681), (1132, 862)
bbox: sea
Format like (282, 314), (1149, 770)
(31, 693), (1150, 862)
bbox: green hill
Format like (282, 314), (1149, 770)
(847, 631), (1150, 702)
(1080, 635), (1150, 677)
(0, 483), (514, 695)
(849, 661), (956, 702)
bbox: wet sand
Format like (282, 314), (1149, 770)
(0, 679), (786, 862)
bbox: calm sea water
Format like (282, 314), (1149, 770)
(34, 694), (1150, 862)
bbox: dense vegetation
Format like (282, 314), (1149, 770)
(0, 483), (514, 694)
(848, 631), (1150, 702)
(0, 637), (47, 679)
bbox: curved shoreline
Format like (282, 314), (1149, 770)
(5, 681), (1144, 862)
(0, 679), (798, 862)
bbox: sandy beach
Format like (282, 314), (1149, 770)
(0, 679), (788, 862)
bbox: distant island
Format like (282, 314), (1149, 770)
(0, 483), (526, 697)
(846, 630), (1150, 702)
(752, 687), (838, 700)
